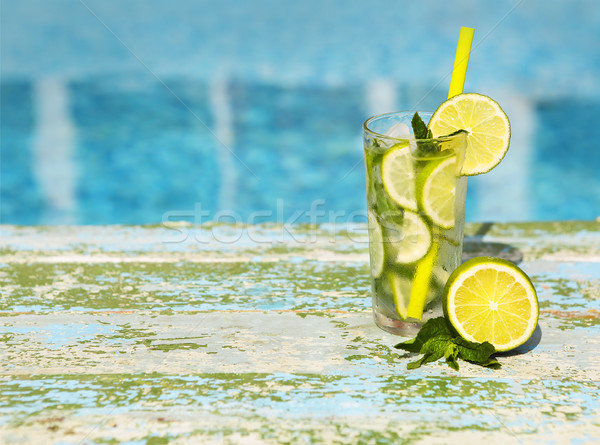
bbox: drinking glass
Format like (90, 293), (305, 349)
(363, 111), (467, 335)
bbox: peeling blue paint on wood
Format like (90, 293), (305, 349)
(1, 222), (599, 443)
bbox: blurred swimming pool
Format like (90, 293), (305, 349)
(2, 0), (600, 224)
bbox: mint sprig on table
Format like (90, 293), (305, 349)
(394, 317), (501, 370)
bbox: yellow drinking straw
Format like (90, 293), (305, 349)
(406, 27), (474, 320)
(448, 27), (474, 99)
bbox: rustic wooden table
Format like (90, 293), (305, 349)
(1, 221), (599, 444)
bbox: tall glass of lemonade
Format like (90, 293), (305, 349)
(363, 111), (467, 335)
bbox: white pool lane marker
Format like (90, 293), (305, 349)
(365, 78), (397, 117)
(209, 76), (237, 214)
(32, 77), (78, 224)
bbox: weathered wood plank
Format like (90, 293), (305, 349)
(1, 221), (599, 262)
(1, 371), (599, 444)
(1, 221), (599, 443)
(0, 259), (598, 320)
(1, 312), (599, 379)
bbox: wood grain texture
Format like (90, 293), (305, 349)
(1, 221), (599, 444)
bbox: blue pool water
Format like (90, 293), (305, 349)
(2, 0), (600, 224)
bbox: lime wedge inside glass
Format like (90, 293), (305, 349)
(382, 211), (432, 264)
(417, 156), (458, 229)
(381, 143), (418, 211)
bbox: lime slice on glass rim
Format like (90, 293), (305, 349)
(382, 211), (431, 264)
(428, 93), (510, 176)
(443, 257), (539, 352)
(367, 211), (385, 278)
(417, 156), (459, 229)
(381, 143), (418, 211)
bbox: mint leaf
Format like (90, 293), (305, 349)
(444, 129), (468, 138)
(403, 336), (451, 370)
(411, 112), (440, 155)
(479, 358), (502, 369)
(454, 337), (496, 363)
(394, 317), (451, 353)
(395, 337), (421, 354)
(374, 187), (403, 221)
(444, 343), (460, 370)
(407, 353), (431, 369)
(407, 347), (447, 369)
(393, 317), (501, 371)
(411, 112), (429, 139)
(421, 335), (453, 357)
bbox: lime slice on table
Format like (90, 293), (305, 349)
(443, 257), (539, 352)
(367, 211), (384, 278)
(417, 156), (458, 229)
(381, 143), (418, 211)
(382, 211), (431, 264)
(428, 93), (510, 176)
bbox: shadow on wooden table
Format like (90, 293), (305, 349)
(463, 222), (524, 264)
